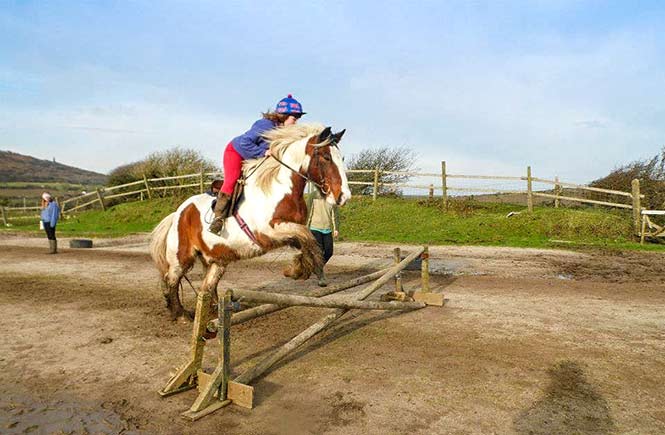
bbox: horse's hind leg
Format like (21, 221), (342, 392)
(164, 265), (188, 321)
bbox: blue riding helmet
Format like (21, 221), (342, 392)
(275, 94), (306, 115)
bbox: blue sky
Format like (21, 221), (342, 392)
(1, 0), (664, 184)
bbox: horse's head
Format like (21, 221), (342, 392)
(305, 127), (351, 206)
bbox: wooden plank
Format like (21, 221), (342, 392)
(642, 210), (665, 216)
(231, 289), (426, 311)
(103, 179), (145, 191)
(413, 292), (444, 306)
(533, 193), (632, 209)
(150, 183), (199, 191)
(447, 187), (526, 194)
(65, 198), (102, 213)
(228, 382), (253, 409)
(531, 177), (637, 198)
(208, 267), (393, 332)
(103, 189), (147, 200)
(447, 174), (524, 181)
(181, 399), (232, 421)
(148, 173), (200, 182)
(421, 246), (430, 292)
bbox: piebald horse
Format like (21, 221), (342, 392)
(150, 124), (351, 320)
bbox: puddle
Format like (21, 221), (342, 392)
(0, 394), (142, 435)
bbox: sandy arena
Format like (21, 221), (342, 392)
(1, 233), (664, 434)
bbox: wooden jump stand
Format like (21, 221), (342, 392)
(160, 246), (444, 421)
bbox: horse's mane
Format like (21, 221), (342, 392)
(243, 123), (327, 193)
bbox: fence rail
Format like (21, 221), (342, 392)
(1, 162), (647, 234)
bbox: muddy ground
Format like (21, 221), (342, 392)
(1, 234), (664, 434)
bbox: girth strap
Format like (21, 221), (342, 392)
(233, 212), (260, 246)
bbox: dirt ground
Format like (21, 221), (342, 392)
(1, 233), (664, 435)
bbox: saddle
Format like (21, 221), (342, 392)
(210, 177), (245, 217)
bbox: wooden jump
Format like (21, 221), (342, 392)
(160, 245), (444, 421)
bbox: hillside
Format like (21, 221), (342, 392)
(0, 150), (107, 184)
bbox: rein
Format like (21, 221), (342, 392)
(269, 140), (339, 196)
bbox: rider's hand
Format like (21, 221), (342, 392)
(333, 230), (339, 239)
(264, 149), (272, 157)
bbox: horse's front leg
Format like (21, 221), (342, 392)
(269, 222), (323, 280)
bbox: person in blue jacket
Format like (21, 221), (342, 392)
(40, 192), (61, 254)
(209, 94), (306, 234)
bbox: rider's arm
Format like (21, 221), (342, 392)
(232, 119), (275, 159)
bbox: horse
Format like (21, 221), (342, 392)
(149, 124), (351, 320)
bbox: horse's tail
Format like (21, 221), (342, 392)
(150, 212), (175, 278)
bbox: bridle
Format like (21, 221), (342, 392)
(268, 139), (339, 196)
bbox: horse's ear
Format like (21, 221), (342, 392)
(318, 126), (332, 143)
(332, 129), (346, 143)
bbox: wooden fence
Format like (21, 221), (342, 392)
(1, 162), (648, 233)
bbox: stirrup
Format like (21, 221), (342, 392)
(208, 216), (226, 234)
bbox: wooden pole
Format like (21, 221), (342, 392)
(199, 169), (205, 194)
(640, 215), (647, 245)
(233, 248), (425, 386)
(554, 176), (560, 208)
(372, 167), (379, 201)
(527, 166), (533, 213)
(143, 174), (153, 200)
(441, 161), (448, 210)
(632, 179), (641, 234)
(421, 246), (430, 292)
(0, 207), (7, 226)
(393, 247), (403, 292)
(231, 289), (425, 311)
(208, 267), (393, 332)
(428, 184), (434, 203)
(96, 188), (106, 211)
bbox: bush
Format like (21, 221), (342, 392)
(108, 147), (218, 186)
(590, 147), (665, 209)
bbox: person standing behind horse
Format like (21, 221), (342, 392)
(209, 94), (305, 234)
(306, 184), (339, 286)
(40, 192), (60, 254)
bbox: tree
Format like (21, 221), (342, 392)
(346, 147), (418, 196)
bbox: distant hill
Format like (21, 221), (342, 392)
(0, 150), (107, 184)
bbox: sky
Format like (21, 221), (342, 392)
(1, 0), (665, 185)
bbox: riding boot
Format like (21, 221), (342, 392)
(209, 192), (231, 234)
(48, 240), (57, 254)
(317, 270), (328, 287)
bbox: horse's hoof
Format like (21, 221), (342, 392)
(176, 315), (191, 324)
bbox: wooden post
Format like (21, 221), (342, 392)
(640, 214), (647, 245)
(23, 197), (26, 208)
(632, 179), (641, 234)
(0, 207), (7, 226)
(143, 174), (152, 200)
(421, 246), (430, 292)
(393, 247), (403, 292)
(554, 176), (560, 208)
(441, 161), (448, 210)
(527, 166), (533, 213)
(140, 191), (144, 201)
(96, 188), (106, 211)
(428, 184), (434, 203)
(199, 169), (205, 194)
(372, 167), (379, 201)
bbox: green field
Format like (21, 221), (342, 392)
(2, 194), (663, 251)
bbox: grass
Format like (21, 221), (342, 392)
(3, 194), (664, 251)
